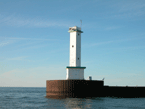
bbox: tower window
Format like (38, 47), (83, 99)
(72, 45), (74, 47)
(78, 33), (80, 35)
(78, 58), (79, 60)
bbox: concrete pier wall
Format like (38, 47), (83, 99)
(46, 80), (104, 98)
(46, 80), (145, 98)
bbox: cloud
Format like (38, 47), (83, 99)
(105, 26), (120, 30)
(0, 66), (66, 87)
(117, 2), (145, 12)
(0, 37), (18, 47)
(116, 46), (145, 51)
(112, 1), (145, 18)
(0, 14), (72, 28)
(1, 37), (58, 41)
(0, 56), (35, 63)
(0, 36), (59, 50)
(0, 42), (10, 47)
(99, 1), (145, 20)
(90, 41), (114, 46)
(5, 37), (55, 41)
(6, 56), (27, 61)
(84, 37), (145, 47)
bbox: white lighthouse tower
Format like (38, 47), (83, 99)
(66, 26), (86, 80)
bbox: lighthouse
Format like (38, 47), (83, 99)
(46, 26), (104, 98)
(66, 26), (86, 80)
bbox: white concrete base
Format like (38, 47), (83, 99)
(66, 68), (84, 80)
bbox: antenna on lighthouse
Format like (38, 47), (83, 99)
(80, 20), (82, 29)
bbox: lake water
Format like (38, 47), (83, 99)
(0, 87), (145, 109)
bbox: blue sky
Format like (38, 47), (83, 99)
(0, 0), (145, 87)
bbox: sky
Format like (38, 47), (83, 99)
(0, 0), (145, 87)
